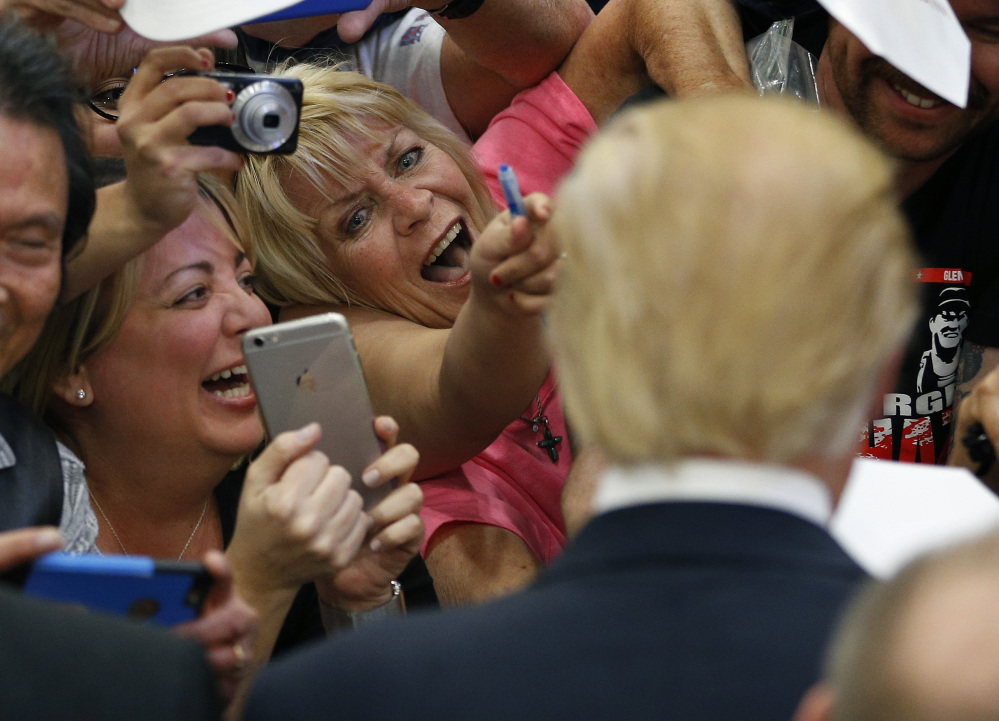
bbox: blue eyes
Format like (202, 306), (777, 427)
(346, 208), (371, 233)
(398, 147), (423, 171)
(342, 145), (425, 236)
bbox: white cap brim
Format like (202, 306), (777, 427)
(121, 0), (305, 42)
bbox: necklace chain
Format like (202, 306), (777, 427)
(519, 393), (563, 464)
(88, 489), (209, 561)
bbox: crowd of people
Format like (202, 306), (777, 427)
(0, 0), (998, 719)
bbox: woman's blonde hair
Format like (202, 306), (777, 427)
(1, 174), (246, 445)
(549, 95), (919, 465)
(236, 62), (495, 307)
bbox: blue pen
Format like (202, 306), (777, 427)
(498, 164), (527, 217)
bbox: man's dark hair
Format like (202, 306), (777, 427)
(0, 14), (95, 258)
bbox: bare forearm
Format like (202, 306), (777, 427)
(431, 292), (551, 471)
(342, 305), (546, 479)
(559, 0), (751, 126)
(422, 0), (593, 89)
(446, 290), (552, 400)
(631, 0), (750, 97)
(62, 181), (169, 301)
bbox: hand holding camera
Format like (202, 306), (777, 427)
(187, 69), (302, 155)
(114, 46), (303, 238)
(115, 46), (244, 237)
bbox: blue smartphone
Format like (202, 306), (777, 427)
(24, 553), (212, 626)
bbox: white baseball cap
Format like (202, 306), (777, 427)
(121, 0), (369, 42)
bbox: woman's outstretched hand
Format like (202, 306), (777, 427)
(471, 192), (562, 316)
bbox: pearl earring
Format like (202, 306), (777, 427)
(77, 389), (87, 400)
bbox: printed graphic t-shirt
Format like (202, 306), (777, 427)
(859, 124), (999, 463)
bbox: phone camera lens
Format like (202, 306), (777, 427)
(253, 337), (264, 347)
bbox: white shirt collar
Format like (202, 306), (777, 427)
(592, 458), (833, 528)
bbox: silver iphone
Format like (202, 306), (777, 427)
(243, 313), (390, 508)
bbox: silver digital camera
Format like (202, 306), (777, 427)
(188, 72), (303, 155)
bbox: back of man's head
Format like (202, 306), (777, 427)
(549, 95), (918, 466)
(0, 15), (94, 257)
(811, 533), (999, 721)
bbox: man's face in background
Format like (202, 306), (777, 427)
(820, 0), (999, 163)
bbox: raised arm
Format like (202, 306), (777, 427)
(244, 0), (594, 138)
(62, 46), (242, 300)
(558, 0), (752, 127)
(0, 0), (125, 33)
(288, 194), (558, 480)
(630, 0), (751, 97)
(431, 0), (594, 137)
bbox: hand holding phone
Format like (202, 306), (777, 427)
(243, 313), (391, 509)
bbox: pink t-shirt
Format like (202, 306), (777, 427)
(475, 72), (597, 201)
(418, 73), (595, 565)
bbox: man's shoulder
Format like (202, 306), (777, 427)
(0, 590), (220, 720)
(247, 520), (861, 721)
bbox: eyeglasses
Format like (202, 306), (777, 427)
(85, 63), (255, 122)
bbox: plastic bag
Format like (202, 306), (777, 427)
(745, 18), (820, 104)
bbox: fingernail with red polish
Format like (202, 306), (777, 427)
(226, 89), (234, 103)
(490, 273), (502, 287)
(509, 292), (516, 302)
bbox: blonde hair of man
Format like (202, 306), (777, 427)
(548, 95), (918, 466)
(236, 63), (496, 308)
(796, 531), (999, 721)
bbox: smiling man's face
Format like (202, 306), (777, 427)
(0, 113), (67, 378)
(819, 0), (999, 163)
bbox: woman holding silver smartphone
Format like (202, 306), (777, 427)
(4, 172), (425, 708)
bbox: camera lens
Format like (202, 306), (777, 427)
(230, 80), (297, 153)
(253, 337), (265, 347)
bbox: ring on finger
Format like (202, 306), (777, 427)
(233, 643), (248, 670)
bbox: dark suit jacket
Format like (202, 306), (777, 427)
(246, 502), (866, 721)
(0, 589), (222, 721)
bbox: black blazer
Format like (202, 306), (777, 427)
(0, 590), (222, 721)
(0, 393), (63, 532)
(247, 501), (866, 721)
